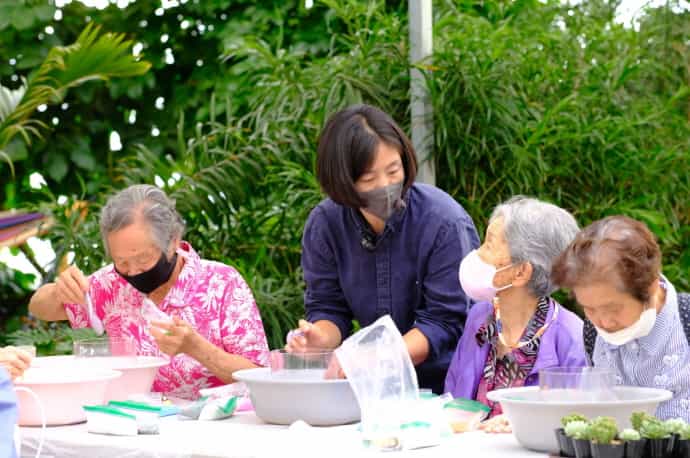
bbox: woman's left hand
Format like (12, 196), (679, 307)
(479, 414), (512, 434)
(150, 317), (200, 356)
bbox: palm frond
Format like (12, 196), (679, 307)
(0, 22), (150, 150)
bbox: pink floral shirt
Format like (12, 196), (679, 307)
(64, 241), (270, 399)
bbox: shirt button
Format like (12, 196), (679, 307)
(628, 342), (638, 351)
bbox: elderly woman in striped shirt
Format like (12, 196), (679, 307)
(552, 215), (690, 421)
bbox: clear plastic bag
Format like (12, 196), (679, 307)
(336, 315), (445, 450)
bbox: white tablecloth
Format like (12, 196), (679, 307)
(20, 412), (549, 458)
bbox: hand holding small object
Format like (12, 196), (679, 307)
(149, 316), (199, 356)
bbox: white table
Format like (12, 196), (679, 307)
(20, 411), (549, 458)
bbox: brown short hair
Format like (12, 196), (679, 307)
(316, 104), (418, 207)
(551, 215), (661, 303)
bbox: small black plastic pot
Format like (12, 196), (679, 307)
(647, 436), (675, 458)
(591, 442), (625, 458)
(623, 439), (647, 458)
(673, 438), (690, 458)
(573, 438), (593, 458)
(555, 428), (576, 457)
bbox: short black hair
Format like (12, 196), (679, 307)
(316, 104), (418, 208)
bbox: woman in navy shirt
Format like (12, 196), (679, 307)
(287, 104), (479, 393)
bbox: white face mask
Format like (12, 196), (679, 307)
(595, 307), (657, 346)
(458, 249), (514, 303)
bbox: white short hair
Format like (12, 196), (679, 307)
(490, 196), (579, 296)
(100, 185), (185, 255)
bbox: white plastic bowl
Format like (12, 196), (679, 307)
(487, 386), (673, 454)
(15, 367), (122, 426)
(234, 367), (361, 426)
(32, 355), (168, 402)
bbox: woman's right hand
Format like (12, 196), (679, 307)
(55, 265), (89, 306)
(285, 319), (331, 352)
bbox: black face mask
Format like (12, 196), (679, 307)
(116, 252), (178, 294)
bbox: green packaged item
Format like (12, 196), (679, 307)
(83, 405), (138, 436)
(105, 401), (160, 434)
(443, 398), (491, 433)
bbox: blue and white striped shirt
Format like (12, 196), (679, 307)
(593, 277), (690, 421)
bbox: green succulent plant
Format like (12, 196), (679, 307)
(631, 412), (656, 431)
(588, 417), (619, 445)
(680, 425), (690, 441)
(561, 413), (589, 428)
(664, 418), (687, 435)
(619, 428), (641, 442)
(565, 420), (591, 440)
(640, 418), (672, 440)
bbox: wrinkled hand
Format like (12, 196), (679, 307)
(284, 319), (331, 353)
(479, 414), (512, 434)
(55, 265), (89, 306)
(149, 317), (200, 357)
(0, 347), (32, 381)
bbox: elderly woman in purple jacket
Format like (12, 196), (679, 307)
(445, 196), (586, 421)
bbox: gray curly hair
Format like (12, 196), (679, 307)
(100, 184), (185, 256)
(490, 196), (579, 296)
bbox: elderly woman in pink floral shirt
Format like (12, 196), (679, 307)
(29, 185), (270, 399)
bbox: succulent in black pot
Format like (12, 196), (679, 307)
(589, 417), (624, 458)
(618, 428), (646, 458)
(640, 417), (675, 458)
(669, 422), (690, 458)
(565, 420), (593, 458)
(630, 412), (656, 432)
(557, 414), (588, 457)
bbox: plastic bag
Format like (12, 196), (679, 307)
(199, 382), (253, 412)
(141, 298), (173, 327)
(336, 315), (444, 450)
(179, 396), (238, 421)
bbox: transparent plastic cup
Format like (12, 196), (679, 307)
(73, 336), (138, 357)
(269, 349), (334, 373)
(539, 366), (618, 402)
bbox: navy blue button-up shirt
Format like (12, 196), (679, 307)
(302, 183), (480, 393)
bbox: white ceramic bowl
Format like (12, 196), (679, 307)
(234, 367), (361, 426)
(15, 367), (122, 426)
(32, 355), (168, 402)
(487, 386), (673, 454)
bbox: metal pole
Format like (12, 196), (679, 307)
(408, 0), (435, 185)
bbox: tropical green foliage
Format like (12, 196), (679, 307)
(0, 0), (337, 204)
(4, 325), (97, 356)
(0, 23), (150, 154)
(429, 0), (690, 290)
